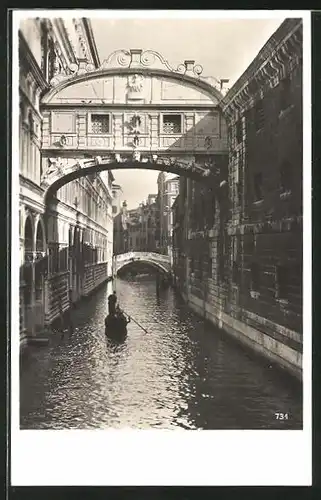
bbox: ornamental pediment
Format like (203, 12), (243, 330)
(43, 74), (218, 106)
(41, 49), (223, 106)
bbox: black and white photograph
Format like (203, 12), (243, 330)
(11, 9), (312, 486)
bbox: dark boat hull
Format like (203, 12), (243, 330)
(105, 315), (128, 341)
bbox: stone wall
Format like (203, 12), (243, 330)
(172, 19), (303, 379)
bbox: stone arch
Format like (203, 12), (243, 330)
(42, 155), (227, 205)
(22, 213), (34, 307)
(35, 216), (47, 255)
(23, 212), (35, 261)
(34, 216), (47, 302)
(116, 259), (170, 277)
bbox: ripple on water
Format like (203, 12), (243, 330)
(20, 278), (303, 430)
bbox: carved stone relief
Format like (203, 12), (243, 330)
(127, 74), (145, 100)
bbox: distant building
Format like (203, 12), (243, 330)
(147, 194), (157, 206)
(156, 173), (179, 259)
(113, 195), (159, 254)
(113, 200), (128, 255)
(111, 183), (123, 217)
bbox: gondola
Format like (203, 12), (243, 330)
(104, 312), (130, 341)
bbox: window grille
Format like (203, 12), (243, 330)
(250, 262), (260, 291)
(91, 114), (110, 134)
(279, 77), (292, 112)
(254, 100), (264, 131)
(276, 265), (288, 299)
(236, 119), (242, 143)
(280, 161), (292, 193)
(232, 261), (239, 283)
(253, 172), (263, 201)
(163, 114), (181, 134)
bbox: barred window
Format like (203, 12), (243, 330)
(254, 100), (264, 131)
(280, 161), (292, 194)
(236, 119), (242, 143)
(279, 77), (292, 112)
(250, 262), (260, 291)
(276, 265), (288, 299)
(232, 261), (239, 283)
(253, 172), (263, 201)
(91, 114), (110, 134)
(162, 114), (182, 134)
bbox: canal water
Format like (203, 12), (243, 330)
(20, 277), (303, 430)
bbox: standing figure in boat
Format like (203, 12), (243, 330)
(108, 290), (117, 315)
(105, 298), (131, 340)
(115, 305), (131, 327)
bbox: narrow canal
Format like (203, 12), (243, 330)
(20, 277), (303, 430)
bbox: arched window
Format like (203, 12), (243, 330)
(23, 216), (34, 306)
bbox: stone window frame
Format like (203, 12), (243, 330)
(275, 264), (289, 303)
(235, 118), (243, 144)
(250, 261), (260, 298)
(254, 99), (265, 133)
(160, 112), (184, 135)
(253, 172), (264, 204)
(208, 257), (213, 279)
(87, 111), (112, 135)
(279, 160), (292, 199)
(278, 75), (293, 116)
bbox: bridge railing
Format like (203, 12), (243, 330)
(115, 252), (170, 263)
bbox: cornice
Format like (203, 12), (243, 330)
(221, 19), (302, 117)
(54, 19), (78, 66)
(41, 66), (223, 106)
(82, 18), (100, 68)
(19, 174), (45, 196)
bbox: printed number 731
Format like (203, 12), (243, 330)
(275, 413), (289, 420)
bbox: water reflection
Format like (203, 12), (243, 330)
(20, 277), (302, 430)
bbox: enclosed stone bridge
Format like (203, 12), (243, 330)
(39, 48), (229, 204)
(114, 252), (171, 276)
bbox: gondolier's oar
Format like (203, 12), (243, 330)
(123, 311), (149, 334)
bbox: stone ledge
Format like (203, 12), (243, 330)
(185, 292), (302, 380)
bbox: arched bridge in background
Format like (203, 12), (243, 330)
(113, 252), (171, 276)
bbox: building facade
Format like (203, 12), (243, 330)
(19, 18), (114, 346)
(172, 18), (303, 378)
(114, 197), (159, 254)
(156, 173), (180, 259)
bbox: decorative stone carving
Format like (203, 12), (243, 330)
(47, 48), (221, 93)
(41, 157), (64, 184)
(132, 150), (141, 162)
(127, 74), (144, 93)
(40, 152), (222, 193)
(126, 74), (145, 100)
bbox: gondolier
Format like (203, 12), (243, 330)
(108, 290), (117, 315)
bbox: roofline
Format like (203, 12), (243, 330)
(41, 66), (224, 105)
(82, 18), (101, 68)
(222, 18), (302, 107)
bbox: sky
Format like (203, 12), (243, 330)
(90, 16), (284, 209)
